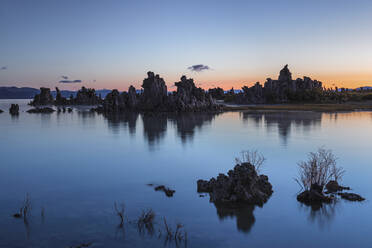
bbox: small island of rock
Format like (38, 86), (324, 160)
(197, 162), (273, 205)
(9, 104), (19, 115)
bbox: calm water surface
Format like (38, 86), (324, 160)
(0, 100), (371, 248)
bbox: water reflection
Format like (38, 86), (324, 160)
(142, 113), (168, 149)
(100, 112), (220, 149)
(298, 200), (339, 229)
(240, 111), (322, 145)
(98, 110), (325, 148)
(169, 113), (218, 144)
(105, 112), (139, 135)
(11, 114), (19, 122)
(76, 110), (97, 127)
(213, 203), (256, 234)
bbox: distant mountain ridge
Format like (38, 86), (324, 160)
(0, 87), (112, 99)
(0, 87), (40, 99)
(356, 86), (372, 91)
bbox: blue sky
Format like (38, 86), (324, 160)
(1, 0), (372, 90)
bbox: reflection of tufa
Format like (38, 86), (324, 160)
(214, 202), (256, 233)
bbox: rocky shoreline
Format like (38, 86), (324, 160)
(0, 66), (366, 114)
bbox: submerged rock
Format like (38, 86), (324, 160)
(147, 183), (176, 197)
(13, 213), (22, 218)
(338, 192), (365, 202)
(154, 185), (176, 197)
(27, 107), (55, 113)
(9, 104), (19, 115)
(197, 162), (273, 205)
(68, 242), (93, 248)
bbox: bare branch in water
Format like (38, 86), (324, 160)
(235, 150), (266, 172)
(137, 209), (155, 235)
(114, 202), (125, 228)
(295, 147), (343, 191)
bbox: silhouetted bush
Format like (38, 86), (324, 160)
(295, 147), (344, 191)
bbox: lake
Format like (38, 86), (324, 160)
(0, 99), (371, 248)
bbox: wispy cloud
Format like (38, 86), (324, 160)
(59, 79), (82, 83)
(188, 64), (210, 72)
(1, 66), (7, 70)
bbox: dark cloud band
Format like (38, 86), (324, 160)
(59, 79), (82, 83)
(188, 64), (210, 72)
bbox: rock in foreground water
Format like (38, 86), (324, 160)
(325, 180), (350, 193)
(154, 185), (176, 197)
(298, 181), (365, 205)
(9, 104), (19, 115)
(197, 162), (273, 205)
(338, 192), (365, 202)
(27, 107), (55, 113)
(297, 183), (333, 205)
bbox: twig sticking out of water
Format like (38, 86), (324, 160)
(114, 202), (125, 228)
(41, 207), (45, 218)
(41, 206), (45, 224)
(235, 149), (266, 173)
(137, 209), (155, 235)
(163, 217), (188, 247)
(13, 194), (31, 220)
(163, 217), (173, 239)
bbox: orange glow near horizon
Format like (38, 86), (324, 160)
(22, 69), (372, 92)
(57, 75), (372, 92)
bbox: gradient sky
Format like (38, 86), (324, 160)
(1, 0), (372, 91)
